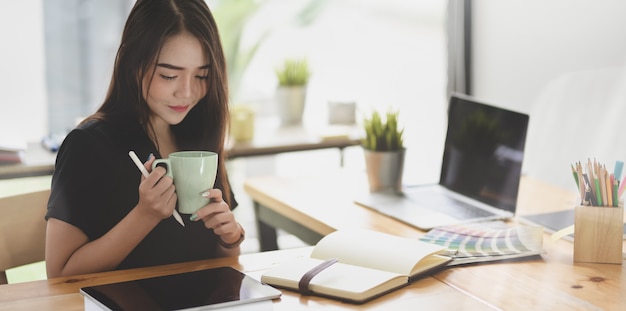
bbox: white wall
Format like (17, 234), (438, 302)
(472, 1), (626, 191)
(472, 0), (626, 113)
(0, 1), (47, 142)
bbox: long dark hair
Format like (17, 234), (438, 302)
(87, 0), (232, 205)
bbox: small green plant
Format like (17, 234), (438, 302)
(275, 58), (311, 86)
(362, 108), (404, 151)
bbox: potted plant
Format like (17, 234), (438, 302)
(362, 108), (405, 193)
(275, 58), (311, 126)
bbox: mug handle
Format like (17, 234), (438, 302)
(152, 159), (173, 178)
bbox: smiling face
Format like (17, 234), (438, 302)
(142, 31), (209, 131)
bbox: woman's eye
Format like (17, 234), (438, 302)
(160, 74), (176, 80)
(196, 75), (209, 80)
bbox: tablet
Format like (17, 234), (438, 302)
(80, 266), (281, 310)
(519, 210), (626, 241)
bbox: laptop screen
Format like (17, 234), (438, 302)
(440, 94), (529, 213)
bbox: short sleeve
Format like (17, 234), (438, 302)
(46, 128), (119, 240)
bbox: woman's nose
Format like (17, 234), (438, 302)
(175, 76), (193, 98)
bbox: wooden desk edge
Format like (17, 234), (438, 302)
(0, 247), (312, 303)
(243, 181), (336, 237)
(228, 137), (361, 159)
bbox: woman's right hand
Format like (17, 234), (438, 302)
(46, 154), (178, 278)
(136, 155), (177, 219)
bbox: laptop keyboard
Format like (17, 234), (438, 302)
(410, 193), (495, 220)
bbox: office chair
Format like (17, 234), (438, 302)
(0, 189), (50, 284)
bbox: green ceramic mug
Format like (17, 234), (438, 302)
(152, 151), (218, 214)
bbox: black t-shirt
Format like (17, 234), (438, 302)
(46, 119), (237, 270)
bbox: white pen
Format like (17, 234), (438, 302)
(128, 150), (185, 227)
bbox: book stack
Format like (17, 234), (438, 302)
(0, 138), (26, 164)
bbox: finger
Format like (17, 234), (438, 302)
(194, 199), (230, 219)
(212, 222), (229, 235)
(147, 166), (168, 185)
(201, 188), (223, 202)
(213, 220), (239, 236)
(155, 179), (175, 202)
(162, 182), (176, 200)
(208, 210), (232, 224)
(137, 169), (162, 193)
(196, 207), (234, 228)
(144, 153), (155, 173)
(166, 192), (177, 210)
(141, 170), (173, 199)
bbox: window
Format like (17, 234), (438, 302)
(230, 0), (448, 135)
(2, 0), (447, 147)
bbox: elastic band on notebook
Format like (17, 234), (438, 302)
(298, 258), (339, 295)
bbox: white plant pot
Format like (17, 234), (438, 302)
(328, 101), (356, 125)
(364, 148), (406, 193)
(276, 86), (307, 126)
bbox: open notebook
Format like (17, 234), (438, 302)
(260, 229), (451, 304)
(356, 93), (530, 230)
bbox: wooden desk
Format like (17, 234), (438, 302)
(0, 126), (360, 179)
(0, 143), (56, 180)
(0, 247), (489, 310)
(244, 170), (626, 310)
(226, 125), (361, 165)
(1, 172), (623, 310)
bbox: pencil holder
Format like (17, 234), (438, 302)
(573, 204), (623, 264)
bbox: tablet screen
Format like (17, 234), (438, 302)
(80, 266), (281, 310)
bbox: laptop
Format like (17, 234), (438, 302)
(355, 93), (530, 230)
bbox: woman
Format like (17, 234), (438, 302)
(45, 0), (244, 278)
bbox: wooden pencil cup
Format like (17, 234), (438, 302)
(573, 205), (623, 264)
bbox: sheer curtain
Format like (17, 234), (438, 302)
(446, 0), (472, 97)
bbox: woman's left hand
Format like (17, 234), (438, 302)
(190, 188), (243, 246)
